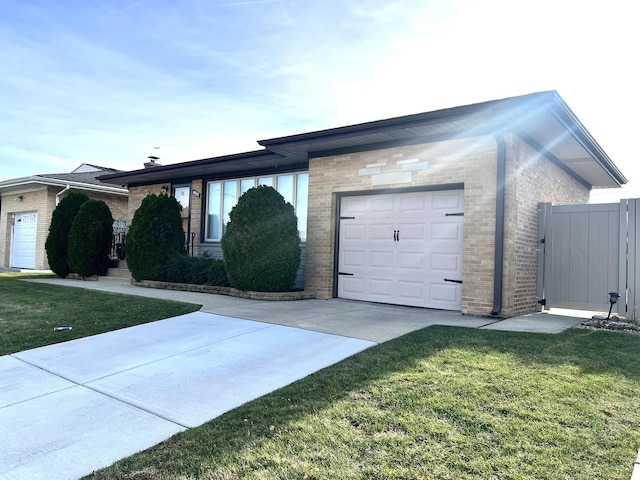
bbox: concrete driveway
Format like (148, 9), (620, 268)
(1, 312), (374, 480)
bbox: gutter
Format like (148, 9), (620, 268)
(55, 184), (71, 206)
(491, 134), (506, 316)
(0, 177), (128, 196)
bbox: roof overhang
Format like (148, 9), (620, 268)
(99, 91), (626, 190)
(0, 176), (129, 196)
(258, 91), (626, 189)
(99, 150), (307, 186)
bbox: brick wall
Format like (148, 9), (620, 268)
(0, 187), (130, 270)
(0, 188), (52, 269)
(501, 134), (589, 317)
(306, 135), (500, 316)
(126, 184), (168, 223)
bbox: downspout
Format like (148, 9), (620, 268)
(55, 184), (71, 206)
(491, 134), (506, 316)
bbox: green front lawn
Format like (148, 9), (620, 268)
(0, 273), (200, 355)
(87, 325), (640, 479)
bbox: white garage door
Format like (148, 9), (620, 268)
(338, 190), (464, 310)
(10, 212), (37, 269)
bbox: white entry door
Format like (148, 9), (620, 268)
(338, 190), (464, 310)
(10, 212), (37, 269)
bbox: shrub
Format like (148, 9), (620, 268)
(45, 192), (89, 277)
(126, 194), (185, 281)
(67, 200), (113, 277)
(221, 185), (300, 291)
(165, 253), (229, 286)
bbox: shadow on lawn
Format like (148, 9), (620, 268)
(87, 325), (640, 479)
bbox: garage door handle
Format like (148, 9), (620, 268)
(393, 230), (400, 242)
(444, 278), (462, 284)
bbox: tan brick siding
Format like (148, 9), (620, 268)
(126, 184), (169, 223)
(0, 189), (53, 270)
(127, 181), (202, 250)
(306, 133), (591, 317)
(501, 135), (589, 317)
(306, 135), (500, 316)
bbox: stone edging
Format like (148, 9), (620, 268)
(132, 279), (315, 301)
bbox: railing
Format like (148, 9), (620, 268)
(110, 220), (128, 261)
(110, 231), (126, 260)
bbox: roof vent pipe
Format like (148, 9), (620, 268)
(491, 134), (506, 316)
(55, 184), (71, 206)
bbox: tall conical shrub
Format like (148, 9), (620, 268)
(125, 194), (185, 281)
(67, 200), (114, 277)
(45, 192), (89, 277)
(221, 186), (300, 291)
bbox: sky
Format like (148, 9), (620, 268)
(1, 0), (638, 197)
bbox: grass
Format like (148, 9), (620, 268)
(0, 273), (200, 355)
(86, 324), (640, 479)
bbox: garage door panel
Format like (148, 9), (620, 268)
(433, 192), (463, 211)
(369, 278), (394, 297)
(370, 197), (394, 214)
(369, 251), (394, 269)
(397, 281), (424, 300)
(430, 252), (461, 272)
(397, 252), (424, 269)
(431, 222), (462, 241)
(342, 223), (367, 240)
(341, 250), (365, 269)
(340, 276), (365, 296)
(398, 194), (427, 213)
(342, 197), (369, 216)
(430, 282), (460, 304)
(370, 222), (395, 241)
(395, 222), (425, 240)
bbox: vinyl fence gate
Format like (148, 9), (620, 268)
(537, 199), (640, 320)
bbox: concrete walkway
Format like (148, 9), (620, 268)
(1, 278), (588, 480)
(24, 278), (587, 340)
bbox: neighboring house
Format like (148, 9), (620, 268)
(0, 164), (129, 271)
(99, 91), (626, 318)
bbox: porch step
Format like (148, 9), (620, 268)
(103, 258), (132, 283)
(106, 267), (132, 279)
(97, 275), (132, 284)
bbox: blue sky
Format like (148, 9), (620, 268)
(1, 0), (638, 191)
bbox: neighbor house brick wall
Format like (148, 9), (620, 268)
(0, 188), (52, 270)
(500, 134), (590, 317)
(306, 135), (500, 316)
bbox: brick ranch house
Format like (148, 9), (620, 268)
(0, 164), (129, 271)
(100, 91), (626, 318)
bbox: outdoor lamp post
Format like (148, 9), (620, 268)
(607, 292), (620, 320)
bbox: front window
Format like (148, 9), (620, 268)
(205, 172), (308, 241)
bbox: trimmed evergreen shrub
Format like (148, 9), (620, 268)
(45, 192), (89, 277)
(67, 200), (113, 277)
(221, 185), (301, 291)
(206, 258), (229, 287)
(165, 253), (229, 286)
(126, 194), (185, 281)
